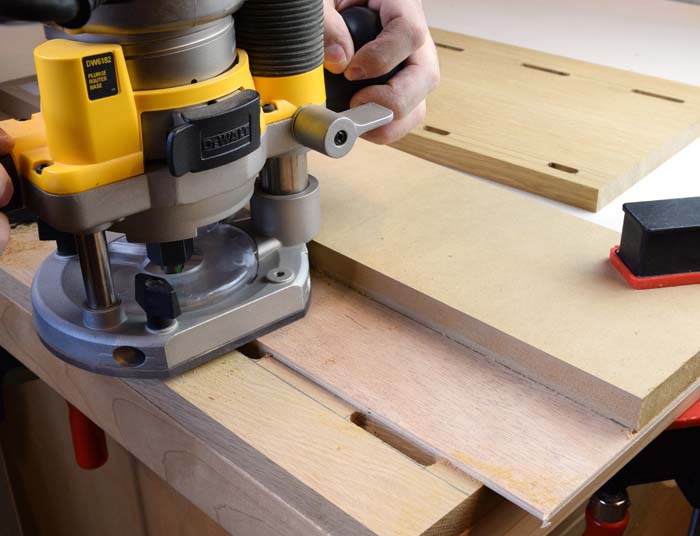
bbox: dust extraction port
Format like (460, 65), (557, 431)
(113, 346), (146, 367)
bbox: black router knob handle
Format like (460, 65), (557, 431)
(0, 0), (92, 28)
(325, 7), (405, 112)
(37, 220), (77, 257)
(134, 274), (181, 331)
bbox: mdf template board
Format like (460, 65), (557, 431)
(303, 140), (700, 433)
(393, 30), (700, 211)
(254, 140), (700, 524)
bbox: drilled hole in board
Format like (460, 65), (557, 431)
(350, 412), (437, 466)
(631, 89), (684, 103)
(521, 63), (570, 77)
(435, 42), (465, 52)
(424, 125), (451, 136)
(548, 162), (579, 174)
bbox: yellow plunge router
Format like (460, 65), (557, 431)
(0, 0), (393, 377)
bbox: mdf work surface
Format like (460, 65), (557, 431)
(393, 30), (700, 212)
(306, 141), (700, 432)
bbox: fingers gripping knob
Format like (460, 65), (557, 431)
(325, 6), (406, 112)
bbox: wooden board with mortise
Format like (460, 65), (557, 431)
(0, 228), (484, 536)
(392, 30), (700, 211)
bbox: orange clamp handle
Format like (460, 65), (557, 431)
(584, 508), (629, 536)
(67, 401), (108, 470)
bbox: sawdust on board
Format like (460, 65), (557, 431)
(449, 450), (580, 518)
(1, 223), (53, 269)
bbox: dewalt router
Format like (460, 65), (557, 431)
(0, 0), (392, 377)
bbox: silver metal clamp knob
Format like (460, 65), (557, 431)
(292, 103), (394, 158)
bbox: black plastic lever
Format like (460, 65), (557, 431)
(0, 0), (91, 28)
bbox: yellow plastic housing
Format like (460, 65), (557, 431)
(0, 40), (326, 196)
(255, 65), (327, 122)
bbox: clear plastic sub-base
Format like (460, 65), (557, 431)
(31, 223), (311, 377)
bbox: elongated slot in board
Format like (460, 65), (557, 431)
(435, 42), (464, 52)
(548, 162), (579, 174)
(631, 89), (685, 103)
(350, 412), (437, 467)
(521, 63), (570, 76)
(394, 30), (700, 211)
(424, 125), (451, 136)
(245, 340), (439, 468)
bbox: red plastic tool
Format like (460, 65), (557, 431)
(610, 246), (700, 290)
(583, 508), (630, 536)
(67, 401), (108, 469)
(669, 400), (700, 431)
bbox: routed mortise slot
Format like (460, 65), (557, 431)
(350, 412), (437, 466)
(632, 89), (684, 104)
(435, 42), (464, 52)
(521, 63), (570, 77)
(424, 125), (451, 136)
(548, 162), (579, 174)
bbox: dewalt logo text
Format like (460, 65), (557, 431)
(202, 125), (250, 156)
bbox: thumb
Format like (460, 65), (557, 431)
(323, 0), (354, 74)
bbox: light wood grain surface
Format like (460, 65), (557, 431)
(0, 225), (482, 536)
(167, 353), (478, 536)
(393, 30), (700, 212)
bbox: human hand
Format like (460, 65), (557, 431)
(323, 0), (440, 144)
(0, 128), (14, 255)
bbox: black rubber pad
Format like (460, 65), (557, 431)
(618, 197), (700, 277)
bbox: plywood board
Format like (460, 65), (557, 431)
(305, 141), (700, 430)
(392, 30), (700, 211)
(259, 274), (699, 524)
